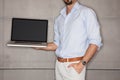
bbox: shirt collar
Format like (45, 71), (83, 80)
(60, 2), (80, 17)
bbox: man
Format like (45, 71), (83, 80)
(33, 0), (102, 80)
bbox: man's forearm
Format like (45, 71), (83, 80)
(81, 44), (98, 63)
(33, 42), (57, 51)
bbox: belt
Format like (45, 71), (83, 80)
(57, 57), (83, 62)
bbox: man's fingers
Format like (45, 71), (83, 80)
(68, 63), (74, 68)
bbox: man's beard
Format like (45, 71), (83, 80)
(64, 0), (73, 5)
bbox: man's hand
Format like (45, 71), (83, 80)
(68, 62), (84, 74)
(32, 42), (57, 51)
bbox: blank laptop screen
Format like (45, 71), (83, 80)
(11, 18), (48, 42)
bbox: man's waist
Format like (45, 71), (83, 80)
(57, 56), (83, 63)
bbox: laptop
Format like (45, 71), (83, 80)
(7, 18), (48, 47)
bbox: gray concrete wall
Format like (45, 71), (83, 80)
(0, 0), (4, 68)
(0, 0), (120, 80)
(0, 0), (4, 79)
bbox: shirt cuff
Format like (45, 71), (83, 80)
(53, 41), (59, 47)
(89, 40), (103, 51)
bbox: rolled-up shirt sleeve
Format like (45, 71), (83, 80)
(53, 20), (59, 47)
(86, 9), (102, 50)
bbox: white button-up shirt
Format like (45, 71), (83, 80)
(54, 2), (102, 58)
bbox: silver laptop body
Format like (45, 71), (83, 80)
(7, 18), (48, 47)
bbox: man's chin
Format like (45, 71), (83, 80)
(64, 1), (73, 5)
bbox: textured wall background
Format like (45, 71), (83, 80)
(0, 0), (120, 80)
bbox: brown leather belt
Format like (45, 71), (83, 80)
(57, 57), (83, 62)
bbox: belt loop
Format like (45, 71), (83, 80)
(67, 58), (69, 62)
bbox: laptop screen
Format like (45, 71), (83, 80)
(11, 18), (48, 42)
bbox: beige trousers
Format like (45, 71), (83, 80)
(55, 60), (86, 80)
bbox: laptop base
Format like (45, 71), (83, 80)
(7, 41), (47, 48)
